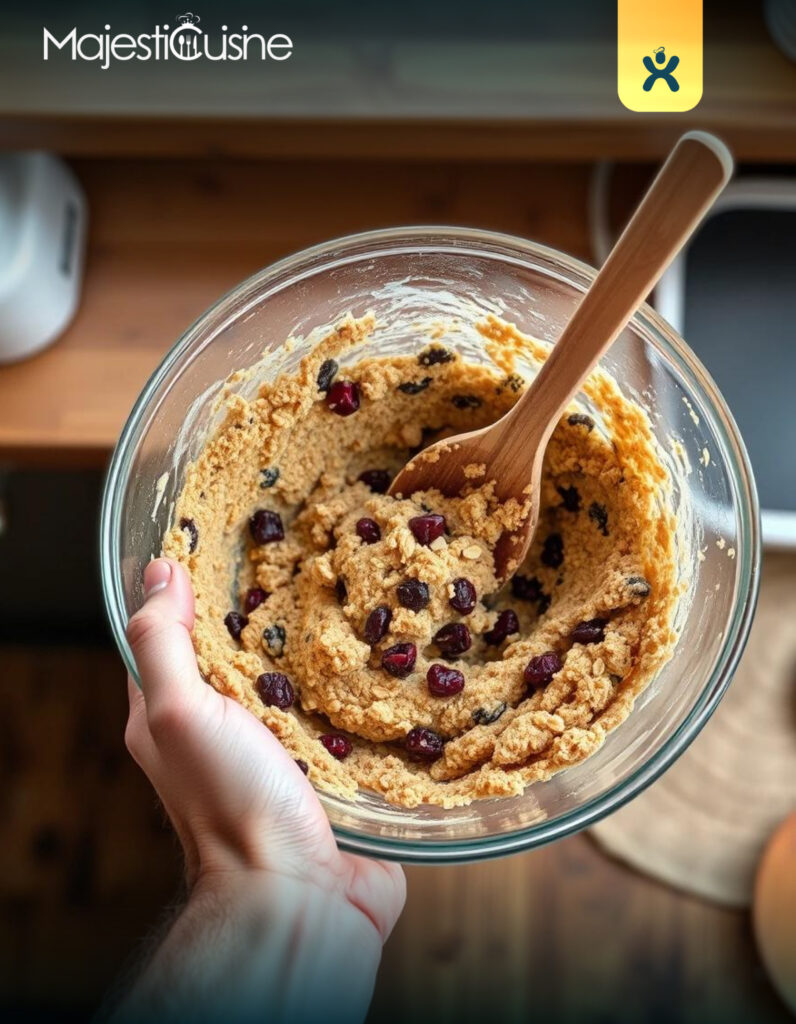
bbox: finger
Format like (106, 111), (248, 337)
(142, 556), (195, 629)
(343, 854), (407, 943)
(126, 558), (204, 716)
(125, 675), (158, 766)
(125, 673), (199, 857)
(127, 674), (145, 716)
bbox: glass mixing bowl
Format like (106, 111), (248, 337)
(100, 227), (760, 863)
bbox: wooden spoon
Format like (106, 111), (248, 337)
(389, 131), (733, 580)
(754, 812), (796, 1013)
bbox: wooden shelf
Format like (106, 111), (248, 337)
(3, 111), (796, 163)
(0, 158), (603, 464)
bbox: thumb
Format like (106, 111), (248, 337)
(126, 558), (205, 716)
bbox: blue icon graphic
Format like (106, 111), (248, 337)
(643, 46), (680, 91)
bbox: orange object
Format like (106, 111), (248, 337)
(754, 812), (796, 1013)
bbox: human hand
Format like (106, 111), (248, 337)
(122, 557), (405, 1021)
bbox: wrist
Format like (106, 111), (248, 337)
(116, 866), (384, 1024)
(184, 867), (384, 1021)
(190, 863), (386, 951)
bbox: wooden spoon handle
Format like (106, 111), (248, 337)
(507, 131), (733, 441)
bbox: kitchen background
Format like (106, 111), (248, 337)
(0, 1), (794, 1021)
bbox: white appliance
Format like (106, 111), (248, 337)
(0, 152), (87, 363)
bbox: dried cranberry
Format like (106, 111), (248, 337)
(249, 509), (284, 545)
(320, 734), (352, 760)
(452, 394), (482, 409)
(397, 579), (430, 612)
(472, 703), (507, 725)
(511, 575), (542, 602)
(557, 486), (581, 513)
(356, 517), (381, 544)
(363, 605), (392, 645)
(256, 672), (295, 709)
(180, 517), (198, 553)
(571, 618), (607, 645)
(449, 577), (477, 614)
(541, 533), (564, 568)
(358, 469), (391, 493)
(501, 373), (524, 393)
(433, 622), (471, 657)
(427, 664), (465, 697)
(484, 609), (520, 646)
(243, 587), (267, 614)
(382, 642), (417, 678)
(568, 413), (595, 431)
(326, 380), (360, 416)
(316, 358), (339, 392)
(262, 623), (286, 656)
(626, 575), (651, 598)
(295, 759), (309, 775)
(398, 377), (432, 395)
(524, 651), (563, 689)
(589, 502), (609, 536)
(224, 611), (248, 642)
(418, 346), (453, 366)
(405, 726), (444, 762)
(408, 513), (446, 545)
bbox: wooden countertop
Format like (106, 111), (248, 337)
(0, 157), (609, 464)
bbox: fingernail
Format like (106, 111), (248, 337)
(144, 558), (172, 598)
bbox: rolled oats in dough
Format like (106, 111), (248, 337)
(163, 315), (679, 809)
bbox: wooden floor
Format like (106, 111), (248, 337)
(0, 644), (789, 1023)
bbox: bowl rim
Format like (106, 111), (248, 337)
(99, 225), (761, 863)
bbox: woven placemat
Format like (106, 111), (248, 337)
(591, 553), (796, 908)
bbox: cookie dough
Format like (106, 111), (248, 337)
(163, 315), (679, 808)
